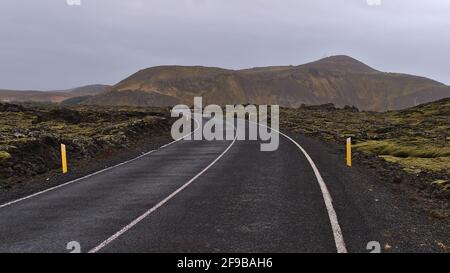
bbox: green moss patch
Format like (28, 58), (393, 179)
(0, 151), (11, 162)
(381, 155), (450, 174)
(431, 180), (450, 191)
(355, 141), (450, 158)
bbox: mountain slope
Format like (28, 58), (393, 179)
(0, 85), (110, 103)
(85, 56), (450, 111)
(62, 84), (111, 96)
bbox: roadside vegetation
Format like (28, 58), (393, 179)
(280, 98), (450, 197)
(0, 102), (173, 190)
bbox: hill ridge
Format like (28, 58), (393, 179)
(85, 55), (449, 111)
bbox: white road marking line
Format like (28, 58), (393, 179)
(0, 119), (201, 210)
(89, 118), (237, 253)
(0, 150), (152, 209)
(279, 131), (347, 253)
(256, 121), (347, 253)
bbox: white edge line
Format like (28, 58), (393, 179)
(253, 120), (347, 253)
(278, 131), (347, 253)
(0, 118), (202, 210)
(89, 118), (237, 253)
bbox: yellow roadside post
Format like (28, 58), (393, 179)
(346, 137), (352, 167)
(61, 144), (68, 174)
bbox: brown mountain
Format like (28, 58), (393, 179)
(85, 55), (450, 111)
(0, 84), (110, 103)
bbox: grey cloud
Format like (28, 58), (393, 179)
(0, 0), (449, 90)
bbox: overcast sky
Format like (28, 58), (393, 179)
(0, 0), (449, 90)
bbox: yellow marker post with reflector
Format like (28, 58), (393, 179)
(61, 144), (68, 174)
(346, 137), (352, 167)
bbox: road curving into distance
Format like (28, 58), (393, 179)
(0, 115), (380, 253)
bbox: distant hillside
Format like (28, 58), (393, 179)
(85, 56), (450, 111)
(0, 84), (110, 103)
(63, 84), (111, 96)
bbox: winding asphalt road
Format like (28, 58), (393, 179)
(0, 116), (381, 253)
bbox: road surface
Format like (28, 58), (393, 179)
(0, 116), (439, 253)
